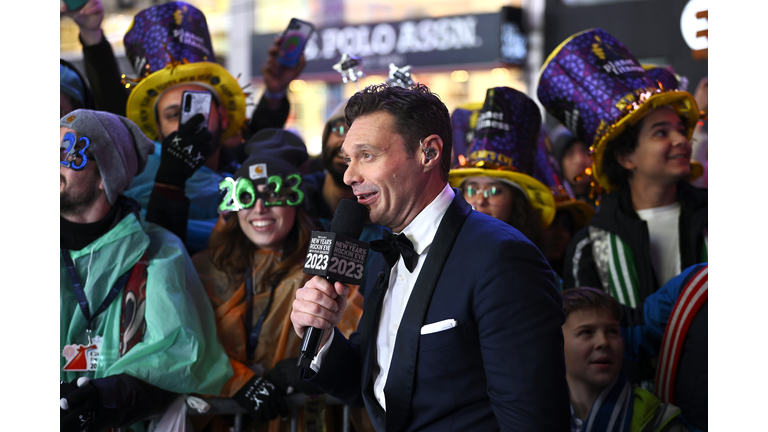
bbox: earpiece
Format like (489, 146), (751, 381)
(420, 139), (437, 162)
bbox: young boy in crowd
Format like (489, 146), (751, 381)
(561, 287), (686, 432)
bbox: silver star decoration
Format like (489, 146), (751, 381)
(333, 53), (365, 83)
(386, 63), (415, 88)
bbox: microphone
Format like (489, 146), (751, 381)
(297, 199), (370, 370)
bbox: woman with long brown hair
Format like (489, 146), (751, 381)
(191, 129), (318, 432)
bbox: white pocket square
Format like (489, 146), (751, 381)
(420, 319), (458, 335)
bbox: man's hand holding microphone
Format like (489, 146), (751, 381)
(291, 275), (350, 351)
(292, 199), (370, 369)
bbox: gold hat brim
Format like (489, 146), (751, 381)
(126, 62), (246, 142)
(449, 167), (556, 228)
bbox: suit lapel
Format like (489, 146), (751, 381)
(384, 191), (472, 431)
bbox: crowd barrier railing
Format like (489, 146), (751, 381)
(185, 393), (351, 432)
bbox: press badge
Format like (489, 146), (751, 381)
(62, 335), (102, 372)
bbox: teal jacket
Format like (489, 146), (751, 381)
(60, 212), (232, 395)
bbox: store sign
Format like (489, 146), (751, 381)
(252, 12), (503, 76)
(680, 0), (708, 59)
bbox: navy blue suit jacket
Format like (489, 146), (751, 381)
(304, 190), (570, 431)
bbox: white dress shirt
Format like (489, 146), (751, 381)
(311, 184), (455, 412)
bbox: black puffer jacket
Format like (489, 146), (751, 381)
(563, 181), (707, 300)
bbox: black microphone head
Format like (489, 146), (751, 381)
(330, 199), (368, 239)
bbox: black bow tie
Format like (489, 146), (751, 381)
(370, 231), (418, 272)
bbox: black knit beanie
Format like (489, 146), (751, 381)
(234, 128), (308, 182)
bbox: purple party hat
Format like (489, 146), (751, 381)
(449, 87), (555, 228)
(464, 87), (541, 173)
(450, 101), (483, 168)
(124, 2), (214, 77)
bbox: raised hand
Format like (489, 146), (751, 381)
(61, 0), (105, 46)
(155, 113), (215, 189)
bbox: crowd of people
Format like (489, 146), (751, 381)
(60, 1), (708, 431)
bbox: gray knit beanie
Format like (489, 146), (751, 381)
(60, 109), (155, 204)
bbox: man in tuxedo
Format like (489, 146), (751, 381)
(290, 84), (570, 431)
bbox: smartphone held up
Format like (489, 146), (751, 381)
(180, 90), (212, 132)
(278, 18), (315, 69)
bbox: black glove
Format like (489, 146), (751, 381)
(155, 113), (215, 189)
(266, 357), (322, 396)
(232, 375), (290, 423)
(60, 377), (100, 432)
(61, 374), (176, 432)
(61, 380), (79, 419)
(61, 379), (79, 399)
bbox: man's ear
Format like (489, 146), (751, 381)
(97, 178), (105, 191)
(616, 152), (636, 172)
(420, 134), (443, 172)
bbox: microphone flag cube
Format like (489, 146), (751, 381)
(303, 231), (370, 285)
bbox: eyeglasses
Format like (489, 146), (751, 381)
(330, 124), (348, 136)
(464, 185), (506, 199)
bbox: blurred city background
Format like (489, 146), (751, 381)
(60, 0), (708, 157)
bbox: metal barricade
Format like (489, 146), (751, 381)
(186, 393), (351, 432)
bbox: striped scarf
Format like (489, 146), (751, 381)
(605, 234), (641, 308)
(587, 228), (640, 308)
(585, 228), (707, 308)
(571, 374), (634, 432)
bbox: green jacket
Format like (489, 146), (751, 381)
(60, 212), (232, 395)
(631, 387), (686, 432)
